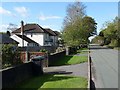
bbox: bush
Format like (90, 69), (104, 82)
(40, 49), (48, 53)
(2, 44), (22, 69)
(109, 39), (119, 47)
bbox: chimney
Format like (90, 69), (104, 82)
(21, 20), (24, 35)
(21, 20), (24, 47)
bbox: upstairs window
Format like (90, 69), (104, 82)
(31, 33), (33, 37)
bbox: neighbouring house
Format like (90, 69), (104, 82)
(0, 33), (19, 45)
(44, 28), (58, 46)
(11, 22), (59, 47)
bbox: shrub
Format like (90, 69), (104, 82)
(2, 44), (22, 68)
(40, 49), (48, 53)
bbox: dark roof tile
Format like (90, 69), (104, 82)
(12, 24), (46, 33)
(44, 28), (56, 36)
(54, 31), (60, 36)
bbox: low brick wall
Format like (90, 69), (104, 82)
(1, 62), (43, 88)
(48, 50), (66, 66)
(20, 52), (46, 63)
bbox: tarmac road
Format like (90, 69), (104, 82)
(89, 44), (118, 88)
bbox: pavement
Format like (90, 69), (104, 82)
(43, 62), (88, 78)
(89, 44), (118, 88)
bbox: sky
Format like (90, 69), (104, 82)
(0, 2), (118, 36)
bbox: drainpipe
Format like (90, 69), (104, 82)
(21, 20), (24, 47)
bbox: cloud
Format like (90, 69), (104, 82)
(0, 23), (19, 32)
(0, 24), (9, 32)
(14, 6), (28, 17)
(39, 13), (61, 21)
(41, 25), (59, 31)
(42, 25), (52, 28)
(0, 7), (12, 15)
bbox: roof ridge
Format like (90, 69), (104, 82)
(36, 24), (45, 33)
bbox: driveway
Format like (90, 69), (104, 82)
(89, 44), (118, 88)
(43, 62), (88, 78)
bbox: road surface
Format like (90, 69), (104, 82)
(89, 44), (118, 88)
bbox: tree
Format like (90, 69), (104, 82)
(91, 36), (104, 45)
(7, 23), (18, 32)
(63, 2), (86, 27)
(98, 16), (120, 47)
(62, 2), (97, 47)
(62, 1), (86, 47)
(82, 16), (97, 37)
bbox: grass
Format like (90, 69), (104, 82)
(72, 48), (88, 55)
(51, 55), (88, 66)
(15, 74), (88, 89)
(50, 48), (88, 66)
(79, 48), (88, 51)
(13, 48), (88, 89)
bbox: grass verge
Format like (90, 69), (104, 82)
(51, 55), (88, 66)
(15, 74), (88, 89)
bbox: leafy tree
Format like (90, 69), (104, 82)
(98, 16), (120, 47)
(62, 2), (97, 47)
(91, 36), (104, 45)
(62, 2), (86, 47)
(82, 16), (97, 37)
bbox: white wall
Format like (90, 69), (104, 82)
(26, 33), (44, 46)
(10, 34), (28, 47)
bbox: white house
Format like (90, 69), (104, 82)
(11, 34), (39, 47)
(11, 23), (59, 47)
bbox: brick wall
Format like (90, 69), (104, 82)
(20, 52), (48, 67)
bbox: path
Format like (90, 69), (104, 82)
(43, 62), (88, 78)
(89, 44), (118, 88)
(44, 52), (88, 78)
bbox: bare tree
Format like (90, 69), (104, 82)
(63, 1), (86, 26)
(7, 23), (18, 32)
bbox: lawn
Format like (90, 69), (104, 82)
(15, 74), (88, 89)
(51, 55), (88, 66)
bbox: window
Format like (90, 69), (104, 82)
(31, 33), (33, 37)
